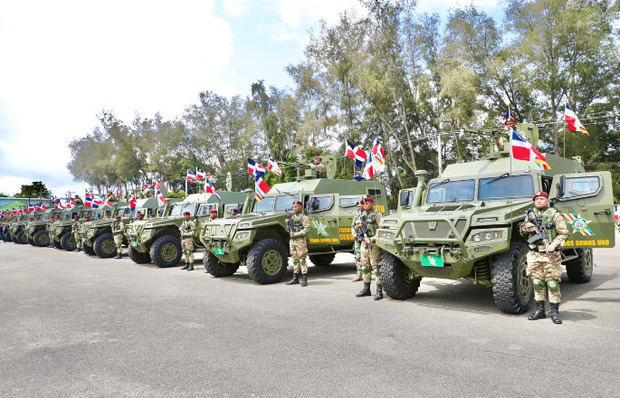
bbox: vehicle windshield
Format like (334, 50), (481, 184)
(170, 202), (197, 217)
(62, 212), (72, 219)
(40, 214), (50, 221)
(253, 197), (275, 212)
(253, 195), (299, 212)
(426, 180), (475, 203)
(197, 204), (215, 216)
(478, 174), (535, 200)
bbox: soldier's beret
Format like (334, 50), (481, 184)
(364, 196), (374, 203)
(210, 209), (217, 213)
(115, 215), (121, 219)
(184, 211), (191, 216)
(294, 201), (303, 206)
(314, 155), (322, 160)
(533, 191), (548, 200)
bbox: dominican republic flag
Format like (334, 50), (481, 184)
(100, 195), (111, 208)
(268, 156), (282, 177)
(564, 104), (589, 136)
(155, 186), (167, 207)
(0, 211), (4, 218)
(35, 203), (42, 211)
(53, 198), (65, 209)
(113, 185), (120, 197)
(255, 173), (271, 201)
(152, 179), (161, 189)
(18, 207), (26, 215)
(186, 169), (196, 182)
(204, 177), (221, 201)
(41, 203), (48, 210)
(248, 158), (266, 176)
(196, 167), (206, 180)
(510, 130), (551, 170)
(12, 208), (17, 215)
(503, 107), (516, 130)
(129, 194), (137, 211)
(85, 192), (98, 208)
(28, 204), (35, 212)
(345, 140), (368, 167)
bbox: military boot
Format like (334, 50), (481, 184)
(286, 274), (299, 285)
(374, 284), (383, 301)
(181, 262), (189, 270)
(549, 303), (562, 324)
(301, 274), (308, 287)
(114, 252), (121, 259)
(187, 263), (194, 271)
(528, 301), (546, 320)
(356, 282), (371, 297)
(74, 248), (80, 252)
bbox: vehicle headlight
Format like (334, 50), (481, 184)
(141, 228), (153, 239)
(473, 234), (481, 242)
(468, 229), (506, 243)
(238, 222), (251, 229)
(382, 219), (398, 226)
(234, 231), (251, 241)
(377, 230), (395, 240)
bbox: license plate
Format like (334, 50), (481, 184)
(131, 241), (137, 247)
(421, 255), (443, 267)
(215, 247), (225, 255)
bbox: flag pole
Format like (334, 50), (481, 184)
(185, 176), (188, 197)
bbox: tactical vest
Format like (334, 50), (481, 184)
(181, 221), (193, 234)
(365, 210), (379, 237)
(112, 221), (123, 234)
(290, 213), (305, 233)
(532, 207), (559, 242)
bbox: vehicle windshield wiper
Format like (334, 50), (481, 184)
(434, 178), (451, 187)
(485, 173), (510, 184)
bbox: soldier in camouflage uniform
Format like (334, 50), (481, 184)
(356, 197), (384, 300)
(112, 215), (125, 259)
(285, 200), (311, 287)
(351, 200), (365, 282)
(48, 213), (61, 248)
(73, 195), (83, 206)
(179, 211), (196, 271)
(520, 191), (569, 324)
(310, 156), (327, 177)
(72, 214), (83, 252)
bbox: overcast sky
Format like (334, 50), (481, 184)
(0, 0), (502, 197)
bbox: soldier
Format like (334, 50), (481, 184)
(73, 195), (83, 206)
(0, 219), (5, 242)
(141, 185), (153, 199)
(112, 215), (125, 259)
(356, 197), (384, 300)
(179, 211), (196, 271)
(49, 213), (61, 248)
(310, 155), (327, 177)
(520, 191), (569, 324)
(136, 212), (145, 221)
(72, 214), (82, 252)
(209, 208), (218, 221)
(230, 208), (238, 217)
(285, 200), (311, 287)
(351, 200), (365, 282)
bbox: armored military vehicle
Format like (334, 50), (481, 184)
(200, 168), (388, 285)
(376, 124), (616, 313)
(50, 205), (108, 251)
(26, 209), (62, 247)
(10, 214), (29, 244)
(126, 193), (245, 267)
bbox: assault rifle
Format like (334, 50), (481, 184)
(526, 209), (557, 265)
(354, 214), (369, 244)
(284, 209), (292, 234)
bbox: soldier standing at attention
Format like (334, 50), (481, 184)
(520, 191), (569, 324)
(356, 197), (384, 300)
(179, 211), (196, 271)
(49, 213), (61, 248)
(351, 200), (365, 282)
(209, 208), (218, 220)
(72, 215), (82, 252)
(285, 200), (311, 287)
(74, 195), (83, 206)
(310, 155), (327, 177)
(112, 215), (125, 259)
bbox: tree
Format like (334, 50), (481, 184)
(15, 181), (50, 198)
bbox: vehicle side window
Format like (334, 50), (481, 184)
(367, 189), (382, 197)
(198, 204), (214, 216)
(339, 197), (361, 208)
(307, 196), (333, 212)
(563, 176), (600, 198)
(541, 176), (552, 193)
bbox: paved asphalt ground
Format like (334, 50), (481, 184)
(1, 234), (620, 397)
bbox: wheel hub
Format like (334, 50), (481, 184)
(161, 242), (178, 262)
(262, 249), (283, 275)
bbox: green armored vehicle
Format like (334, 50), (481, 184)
(50, 206), (108, 251)
(10, 214), (30, 244)
(376, 124), (616, 313)
(26, 209), (62, 246)
(81, 198), (160, 258)
(126, 193), (245, 267)
(200, 171), (388, 284)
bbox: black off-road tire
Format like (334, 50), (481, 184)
(60, 231), (77, 251)
(246, 239), (288, 284)
(4, 232), (11, 242)
(32, 230), (49, 247)
(94, 233), (117, 258)
(565, 248), (593, 283)
(53, 238), (63, 249)
(149, 235), (182, 268)
(27, 237), (34, 245)
(83, 244), (96, 256)
(309, 253), (336, 267)
(15, 230), (28, 244)
(380, 252), (421, 300)
(491, 242), (532, 314)
(204, 251), (240, 276)
(129, 246), (151, 264)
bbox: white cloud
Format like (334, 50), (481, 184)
(0, 0), (234, 195)
(223, 0), (251, 17)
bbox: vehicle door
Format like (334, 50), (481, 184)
(305, 194), (340, 249)
(337, 196), (364, 244)
(550, 171), (615, 248)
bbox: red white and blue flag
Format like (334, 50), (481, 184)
(85, 192), (99, 208)
(255, 173), (271, 201)
(28, 204), (35, 212)
(371, 137), (386, 173)
(129, 194), (137, 211)
(186, 169), (196, 182)
(248, 158), (266, 176)
(564, 104), (589, 136)
(345, 140), (368, 167)
(155, 186), (166, 207)
(35, 203), (43, 211)
(196, 167), (206, 180)
(510, 130), (551, 170)
(268, 156), (282, 177)
(100, 195), (111, 208)
(18, 207), (26, 215)
(204, 177), (221, 201)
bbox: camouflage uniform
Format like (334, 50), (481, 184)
(289, 212), (310, 274)
(361, 209), (383, 284)
(312, 163), (327, 177)
(72, 218), (83, 250)
(141, 187), (153, 199)
(520, 207), (568, 304)
(179, 220), (196, 266)
(351, 209), (366, 281)
(112, 219), (125, 258)
(47, 218), (56, 247)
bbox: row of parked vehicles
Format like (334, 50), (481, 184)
(2, 124), (616, 314)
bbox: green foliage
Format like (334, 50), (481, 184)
(166, 192), (186, 198)
(14, 181), (50, 198)
(0, 193), (9, 197)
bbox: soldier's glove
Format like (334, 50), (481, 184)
(364, 238), (371, 245)
(290, 232), (297, 238)
(520, 222), (536, 234)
